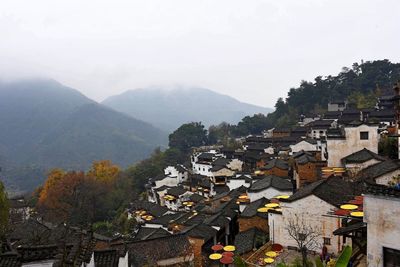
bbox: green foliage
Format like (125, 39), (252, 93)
(266, 60), (400, 128)
(315, 256), (324, 267)
(234, 113), (272, 136)
(347, 91), (377, 109)
(335, 246), (352, 267)
(0, 79), (168, 193)
(379, 136), (398, 159)
(233, 256), (247, 267)
(0, 181), (9, 239)
(169, 122), (208, 153)
(92, 221), (115, 237)
(124, 146), (187, 195)
(114, 213), (137, 235)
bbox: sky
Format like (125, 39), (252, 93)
(1, 0), (399, 107)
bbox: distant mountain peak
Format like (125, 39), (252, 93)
(103, 86), (272, 132)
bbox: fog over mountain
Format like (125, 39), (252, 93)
(0, 79), (167, 192)
(103, 86), (273, 132)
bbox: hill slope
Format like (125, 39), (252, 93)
(0, 79), (167, 192)
(102, 87), (272, 132)
(266, 60), (400, 127)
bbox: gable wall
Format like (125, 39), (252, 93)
(269, 195), (349, 254)
(327, 125), (379, 167)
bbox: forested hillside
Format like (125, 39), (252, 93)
(0, 79), (167, 193)
(267, 60), (400, 127)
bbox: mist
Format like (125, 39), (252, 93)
(1, 0), (399, 106)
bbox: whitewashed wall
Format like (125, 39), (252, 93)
(269, 195), (348, 254)
(364, 194), (400, 267)
(327, 125), (379, 167)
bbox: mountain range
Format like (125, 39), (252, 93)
(0, 79), (167, 192)
(0, 80), (270, 193)
(102, 87), (272, 132)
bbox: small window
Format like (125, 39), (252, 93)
(360, 131), (369, 140)
(384, 247), (400, 267)
(323, 237), (331, 245)
(319, 131), (324, 134)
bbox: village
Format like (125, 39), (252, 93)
(2, 81), (400, 267)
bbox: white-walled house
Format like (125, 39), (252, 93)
(342, 148), (386, 176)
(360, 160), (400, 186)
(307, 119), (337, 139)
(364, 185), (400, 267)
(269, 177), (355, 255)
(191, 150), (224, 177)
(227, 174), (252, 191)
(247, 175), (293, 202)
(147, 165), (189, 204)
(164, 186), (190, 211)
(164, 165), (188, 184)
(328, 101), (347, 112)
(326, 123), (379, 167)
(289, 139), (319, 155)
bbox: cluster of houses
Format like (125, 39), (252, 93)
(1, 83), (400, 266)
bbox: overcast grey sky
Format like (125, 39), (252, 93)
(1, 0), (399, 107)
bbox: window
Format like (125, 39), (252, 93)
(384, 247), (400, 267)
(323, 237), (331, 245)
(360, 131), (369, 140)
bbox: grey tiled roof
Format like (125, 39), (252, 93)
(94, 249), (120, 267)
(0, 253), (21, 267)
(240, 198), (269, 218)
(184, 224), (217, 242)
(212, 158), (231, 166)
(150, 212), (187, 227)
(129, 200), (168, 217)
(360, 160), (400, 184)
(126, 234), (192, 267)
(342, 148), (386, 164)
(234, 227), (267, 255)
(134, 227), (171, 241)
(248, 175), (292, 192)
(294, 151), (317, 164)
(288, 176), (357, 207)
(366, 183), (400, 198)
(166, 186), (187, 197)
(261, 159), (288, 170)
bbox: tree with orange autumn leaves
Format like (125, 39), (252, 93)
(37, 160), (124, 225)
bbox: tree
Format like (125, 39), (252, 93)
(379, 136), (398, 159)
(285, 214), (321, 267)
(169, 122), (208, 153)
(0, 181), (9, 241)
(235, 113), (271, 136)
(38, 171), (90, 224)
(87, 160), (120, 183)
(265, 60), (400, 129)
